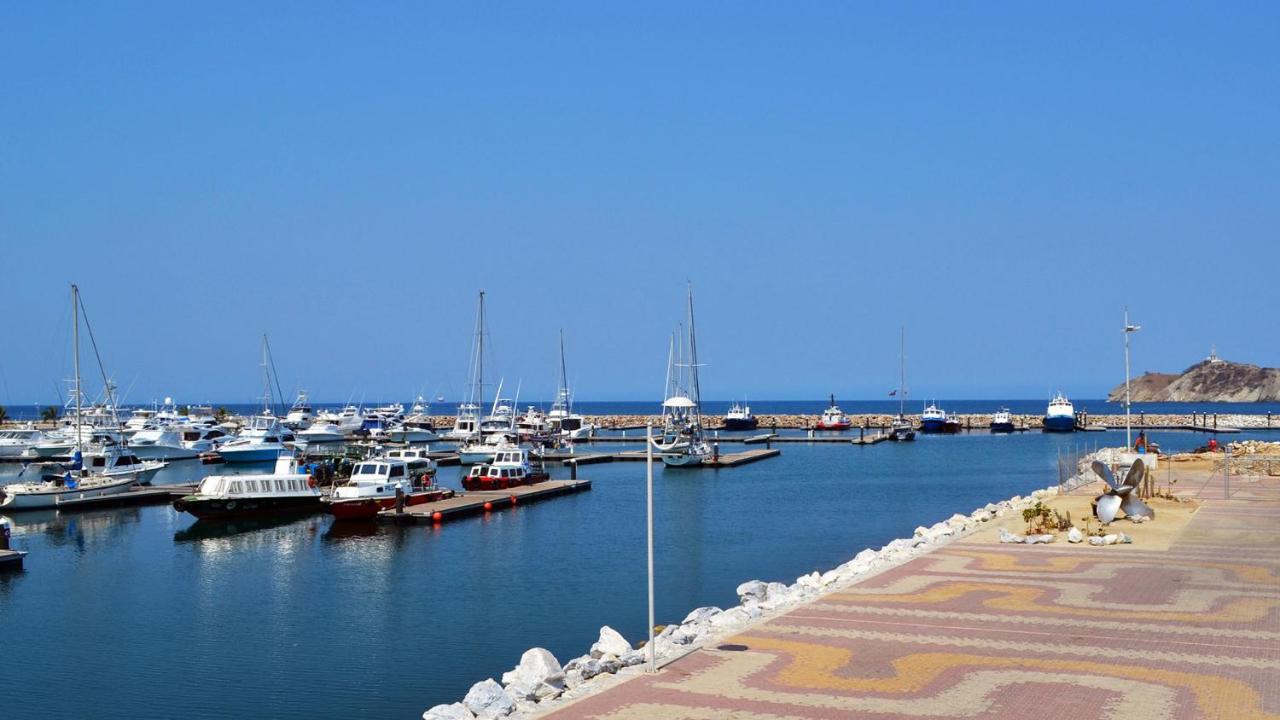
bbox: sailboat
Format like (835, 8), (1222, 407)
(888, 327), (916, 441)
(0, 285), (165, 510)
(446, 291), (486, 442)
(652, 285), (712, 468)
(547, 330), (596, 442)
(218, 335), (295, 463)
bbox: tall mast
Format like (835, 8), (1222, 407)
(559, 329), (569, 410)
(73, 283), (82, 454)
(686, 283), (702, 429)
(260, 334), (271, 415)
(476, 291), (486, 409)
(899, 326), (907, 418)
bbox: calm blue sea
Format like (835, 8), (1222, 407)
(1, 427), (1276, 719)
(6, 398), (1279, 420)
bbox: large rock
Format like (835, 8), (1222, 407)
(682, 606), (722, 624)
(500, 647), (565, 701)
(462, 679), (515, 719)
(1067, 526), (1084, 543)
(423, 702), (474, 720)
(590, 626), (631, 659)
(736, 580), (769, 603)
(998, 528), (1025, 544)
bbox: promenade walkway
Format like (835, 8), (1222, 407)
(543, 465), (1280, 719)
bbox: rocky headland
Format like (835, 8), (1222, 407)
(1108, 357), (1280, 402)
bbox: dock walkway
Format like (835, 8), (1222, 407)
(543, 464), (1280, 719)
(377, 479), (591, 524)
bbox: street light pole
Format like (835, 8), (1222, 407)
(646, 422), (656, 673)
(1124, 308), (1141, 450)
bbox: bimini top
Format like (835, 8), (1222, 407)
(663, 396), (696, 409)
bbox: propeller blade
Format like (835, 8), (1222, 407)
(1122, 458), (1145, 489)
(1120, 494), (1156, 520)
(1095, 494), (1122, 524)
(1091, 460), (1119, 490)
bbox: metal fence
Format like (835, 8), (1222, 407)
(1057, 440), (1101, 493)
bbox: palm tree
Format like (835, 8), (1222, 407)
(40, 406), (59, 423)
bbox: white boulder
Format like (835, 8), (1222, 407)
(736, 580), (769, 603)
(500, 647), (564, 701)
(682, 606), (722, 624)
(998, 528), (1025, 544)
(462, 679), (515, 719)
(423, 703), (475, 720)
(1067, 526), (1083, 543)
(1025, 534), (1055, 544)
(590, 626), (631, 659)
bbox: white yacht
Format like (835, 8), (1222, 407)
(547, 331), (596, 442)
(385, 421), (437, 443)
(129, 425), (231, 460)
(283, 392), (314, 429)
(218, 414), (294, 463)
(0, 427), (44, 459)
(296, 421), (346, 444)
(652, 286), (712, 468)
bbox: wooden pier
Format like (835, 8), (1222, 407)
(377, 479), (592, 524)
(0, 549), (26, 572)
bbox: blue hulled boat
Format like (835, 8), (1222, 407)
(1043, 392), (1076, 432)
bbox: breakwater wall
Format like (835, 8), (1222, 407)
(420, 480), (1073, 719)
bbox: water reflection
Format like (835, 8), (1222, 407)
(174, 515), (318, 543)
(2, 507), (143, 550)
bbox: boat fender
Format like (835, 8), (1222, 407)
(307, 476), (317, 489)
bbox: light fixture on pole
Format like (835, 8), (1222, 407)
(646, 422), (656, 673)
(1123, 308), (1141, 449)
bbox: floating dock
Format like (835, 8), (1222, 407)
(0, 549), (25, 572)
(52, 484), (194, 512)
(377, 479), (592, 524)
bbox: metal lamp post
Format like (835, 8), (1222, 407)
(646, 422), (656, 673)
(1124, 308), (1141, 450)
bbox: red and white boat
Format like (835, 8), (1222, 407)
(814, 394), (852, 431)
(326, 456), (452, 520)
(462, 447), (549, 491)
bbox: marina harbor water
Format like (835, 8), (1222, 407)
(1, 426), (1276, 719)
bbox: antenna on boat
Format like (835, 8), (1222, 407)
(72, 284), (82, 456)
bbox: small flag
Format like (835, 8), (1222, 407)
(888, 390), (897, 397)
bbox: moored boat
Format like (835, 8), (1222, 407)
(173, 453), (322, 520)
(326, 456), (452, 520)
(814, 395), (852, 431)
(920, 402), (961, 434)
(462, 446), (549, 491)
(990, 407), (1015, 433)
(723, 402), (758, 431)
(651, 286), (713, 468)
(1043, 392), (1076, 432)
(887, 327), (916, 442)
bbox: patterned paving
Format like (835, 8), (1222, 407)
(546, 473), (1280, 719)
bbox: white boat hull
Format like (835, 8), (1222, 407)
(0, 474), (140, 510)
(219, 444), (289, 463)
(459, 448), (497, 465)
(130, 444), (200, 460)
(297, 432), (345, 444)
(388, 429), (438, 443)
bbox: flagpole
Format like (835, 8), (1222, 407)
(646, 422), (656, 673)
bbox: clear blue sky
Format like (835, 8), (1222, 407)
(1, 3), (1276, 405)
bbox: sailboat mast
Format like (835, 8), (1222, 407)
(260, 334), (271, 415)
(73, 284), (82, 454)
(686, 283), (702, 429)
(477, 291), (485, 409)
(559, 329), (569, 411)
(899, 326), (906, 418)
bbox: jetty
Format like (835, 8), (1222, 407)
(534, 461), (1280, 719)
(53, 484), (194, 511)
(377, 479), (591, 524)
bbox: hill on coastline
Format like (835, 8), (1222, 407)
(1108, 358), (1280, 402)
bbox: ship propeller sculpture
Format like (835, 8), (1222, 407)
(1091, 458), (1155, 523)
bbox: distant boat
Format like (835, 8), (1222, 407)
(1043, 392), (1076, 432)
(283, 392), (313, 430)
(547, 330), (597, 442)
(652, 285), (712, 467)
(723, 402), (758, 431)
(990, 407), (1015, 433)
(815, 394), (852, 431)
(887, 327), (916, 442)
(920, 402), (961, 434)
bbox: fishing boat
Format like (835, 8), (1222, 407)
(516, 406), (551, 442)
(1043, 392), (1076, 432)
(723, 402), (758, 431)
(283, 391), (314, 429)
(547, 330), (596, 441)
(326, 456), (451, 520)
(219, 414), (294, 462)
(990, 407), (1015, 433)
(173, 452), (322, 520)
(920, 402), (961, 434)
(0, 285), (165, 510)
(652, 285), (712, 467)
(385, 421), (437, 443)
(296, 421), (345, 444)
(815, 395), (852, 431)
(462, 446), (549, 491)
